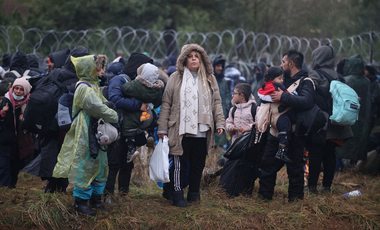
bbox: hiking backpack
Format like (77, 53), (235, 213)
(315, 69), (360, 126)
(21, 69), (77, 136)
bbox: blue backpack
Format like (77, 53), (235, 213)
(329, 80), (360, 126)
(315, 69), (360, 126)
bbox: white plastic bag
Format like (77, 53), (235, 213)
(149, 136), (170, 183)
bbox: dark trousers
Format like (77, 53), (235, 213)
(105, 137), (134, 194)
(276, 114), (292, 145)
(170, 137), (207, 193)
(10, 143), (20, 188)
(306, 140), (337, 188)
(0, 155), (11, 187)
(259, 133), (305, 201)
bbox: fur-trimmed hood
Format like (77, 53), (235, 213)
(135, 75), (164, 89)
(176, 44), (214, 78)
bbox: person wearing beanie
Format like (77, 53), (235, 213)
(257, 66), (294, 163)
(121, 63), (164, 163)
(0, 77), (33, 188)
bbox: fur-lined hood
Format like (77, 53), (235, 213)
(176, 44), (214, 78)
(135, 75), (164, 89)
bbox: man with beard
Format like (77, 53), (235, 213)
(258, 49), (314, 201)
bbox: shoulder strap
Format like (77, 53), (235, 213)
(231, 106), (237, 119)
(232, 104), (257, 120)
(23, 70), (30, 77)
(75, 82), (91, 90)
(10, 70), (21, 78)
(251, 104), (257, 118)
(302, 77), (316, 90)
(72, 82), (92, 120)
(315, 69), (334, 82)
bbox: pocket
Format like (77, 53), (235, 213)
(167, 120), (177, 148)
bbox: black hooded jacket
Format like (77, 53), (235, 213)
(49, 48), (71, 69)
(3, 51), (40, 79)
(212, 55), (226, 81)
(123, 52), (153, 80)
(27, 54), (43, 74)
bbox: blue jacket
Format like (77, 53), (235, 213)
(108, 75), (141, 112)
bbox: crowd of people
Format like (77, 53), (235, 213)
(0, 43), (379, 216)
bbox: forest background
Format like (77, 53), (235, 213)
(1, 0), (379, 38)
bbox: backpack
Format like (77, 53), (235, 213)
(21, 69), (77, 137)
(231, 104), (256, 120)
(315, 69), (360, 126)
(56, 82), (91, 131)
(0, 78), (15, 97)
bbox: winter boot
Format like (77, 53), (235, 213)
(74, 198), (97, 216)
(187, 191), (200, 203)
(89, 194), (109, 212)
(171, 191), (187, 207)
(162, 183), (172, 200)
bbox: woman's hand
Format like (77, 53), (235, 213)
(217, 128), (224, 135)
(229, 126), (237, 134)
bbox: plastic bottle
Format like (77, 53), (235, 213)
(342, 190), (362, 197)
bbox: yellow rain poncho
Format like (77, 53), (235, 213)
(53, 55), (118, 188)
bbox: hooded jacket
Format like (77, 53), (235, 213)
(3, 51), (38, 79)
(336, 55), (371, 161)
(49, 48), (71, 69)
(53, 55), (118, 188)
(308, 45), (353, 144)
(121, 63), (164, 137)
(157, 44), (225, 156)
(212, 55), (230, 118)
(225, 95), (256, 143)
(123, 52), (153, 80)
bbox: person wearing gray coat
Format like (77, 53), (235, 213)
(305, 45), (353, 194)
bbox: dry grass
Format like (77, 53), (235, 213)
(0, 147), (379, 230)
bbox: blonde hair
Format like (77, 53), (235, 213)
(193, 51), (209, 88)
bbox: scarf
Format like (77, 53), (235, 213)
(179, 67), (212, 136)
(5, 88), (30, 134)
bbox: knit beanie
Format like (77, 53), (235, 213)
(13, 77), (32, 95)
(139, 63), (159, 84)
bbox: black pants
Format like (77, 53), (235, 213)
(105, 137), (134, 194)
(306, 140), (337, 188)
(259, 133), (304, 201)
(170, 137), (207, 193)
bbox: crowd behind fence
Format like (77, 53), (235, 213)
(0, 26), (378, 77)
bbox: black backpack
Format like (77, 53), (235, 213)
(0, 78), (15, 97)
(22, 69), (77, 137)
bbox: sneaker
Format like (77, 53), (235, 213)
(126, 150), (140, 163)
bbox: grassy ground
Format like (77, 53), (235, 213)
(0, 147), (379, 230)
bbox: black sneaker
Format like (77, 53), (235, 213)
(322, 187), (331, 194)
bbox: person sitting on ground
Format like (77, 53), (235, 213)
(121, 63), (164, 163)
(257, 66), (295, 162)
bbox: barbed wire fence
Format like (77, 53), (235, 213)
(0, 26), (378, 78)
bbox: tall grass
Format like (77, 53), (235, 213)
(0, 147), (379, 229)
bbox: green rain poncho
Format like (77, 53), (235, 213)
(52, 55), (118, 188)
